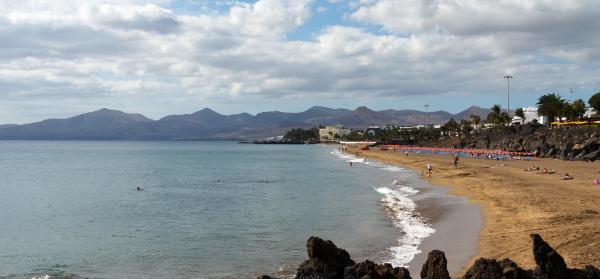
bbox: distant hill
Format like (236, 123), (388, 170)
(0, 108), (152, 139)
(453, 106), (492, 121)
(0, 105), (494, 140)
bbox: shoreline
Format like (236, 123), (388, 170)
(347, 146), (600, 276)
(336, 147), (482, 276)
(406, 183), (482, 276)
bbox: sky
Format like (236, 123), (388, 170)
(1, 0), (600, 123)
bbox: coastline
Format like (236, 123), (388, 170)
(335, 147), (482, 276)
(348, 146), (600, 276)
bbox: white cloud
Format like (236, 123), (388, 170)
(0, 0), (600, 123)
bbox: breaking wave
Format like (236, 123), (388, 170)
(330, 148), (435, 267)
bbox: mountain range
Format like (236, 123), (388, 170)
(0, 106), (491, 140)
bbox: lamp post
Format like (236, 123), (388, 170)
(503, 75), (513, 117)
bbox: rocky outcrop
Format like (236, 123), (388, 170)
(531, 234), (568, 278)
(296, 236), (355, 279)
(264, 234), (600, 279)
(420, 250), (450, 279)
(463, 258), (531, 279)
(429, 125), (600, 161)
(344, 260), (411, 279)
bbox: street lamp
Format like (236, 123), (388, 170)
(503, 75), (513, 117)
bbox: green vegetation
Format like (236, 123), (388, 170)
(282, 128), (318, 142)
(469, 114), (481, 130)
(589, 92), (600, 113)
(537, 93), (566, 123)
(486, 104), (509, 126)
(515, 107), (525, 120)
(536, 93), (590, 122)
(569, 99), (586, 120)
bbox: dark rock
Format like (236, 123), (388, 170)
(582, 265), (600, 278)
(531, 234), (568, 278)
(463, 258), (531, 279)
(271, 235), (600, 279)
(257, 276), (279, 279)
(583, 138), (600, 153)
(543, 148), (555, 158)
(420, 250), (450, 279)
(344, 260), (411, 279)
(583, 149), (600, 161)
(296, 236), (355, 279)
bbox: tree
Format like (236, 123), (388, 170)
(469, 114), (481, 131)
(537, 93), (566, 123)
(460, 119), (472, 135)
(487, 104), (507, 126)
(442, 118), (458, 136)
(500, 111), (510, 124)
(570, 99), (586, 120)
(588, 92), (600, 113)
(515, 108), (525, 121)
(283, 128), (319, 141)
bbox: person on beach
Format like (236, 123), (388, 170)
(453, 155), (459, 169)
(405, 151), (409, 156)
(426, 163), (433, 177)
(348, 161), (352, 167)
(561, 173), (573, 180)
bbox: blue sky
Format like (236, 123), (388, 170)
(1, 0), (600, 123)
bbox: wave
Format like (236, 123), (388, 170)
(330, 150), (369, 164)
(381, 165), (404, 173)
(374, 186), (435, 267)
(329, 148), (434, 268)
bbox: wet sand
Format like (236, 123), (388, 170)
(349, 147), (600, 276)
(408, 189), (482, 276)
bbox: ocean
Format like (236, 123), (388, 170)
(0, 141), (480, 278)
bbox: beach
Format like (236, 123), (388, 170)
(348, 146), (600, 276)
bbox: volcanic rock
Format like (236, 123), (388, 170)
(296, 236), (355, 279)
(344, 260), (411, 279)
(421, 250), (450, 279)
(463, 258), (531, 279)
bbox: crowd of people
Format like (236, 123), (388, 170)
(524, 165), (574, 180)
(380, 145), (534, 161)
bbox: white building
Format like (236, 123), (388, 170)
(584, 107), (597, 118)
(523, 107), (538, 123)
(319, 125), (351, 141)
(520, 106), (548, 125)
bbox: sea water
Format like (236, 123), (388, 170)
(0, 141), (441, 278)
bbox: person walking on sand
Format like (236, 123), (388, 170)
(454, 155), (459, 169)
(426, 163), (433, 177)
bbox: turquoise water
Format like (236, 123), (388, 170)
(0, 141), (416, 278)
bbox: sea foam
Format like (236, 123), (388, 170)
(330, 148), (434, 268)
(374, 186), (435, 267)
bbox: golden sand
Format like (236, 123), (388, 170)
(348, 147), (600, 274)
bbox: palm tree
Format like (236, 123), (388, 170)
(500, 111), (510, 124)
(469, 114), (481, 131)
(460, 119), (472, 135)
(487, 104), (504, 126)
(443, 118), (458, 136)
(515, 107), (525, 119)
(571, 99), (586, 120)
(537, 93), (566, 123)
